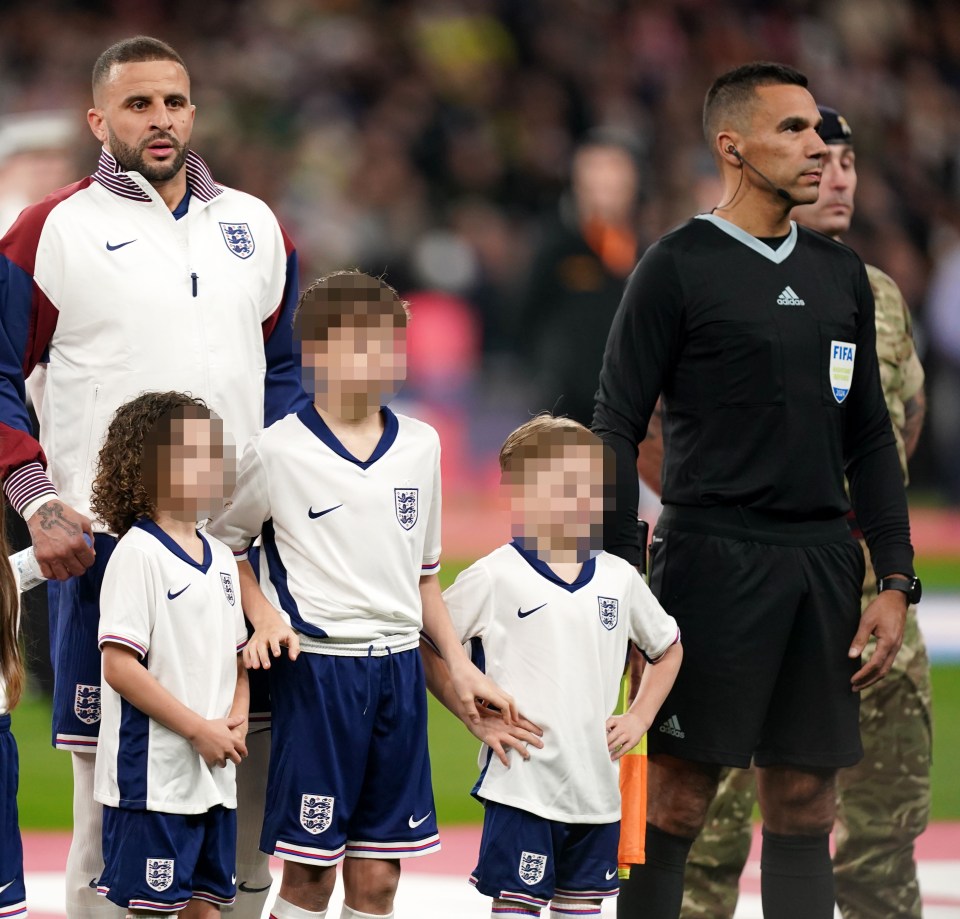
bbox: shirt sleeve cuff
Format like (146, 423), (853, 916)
(5, 462), (58, 519)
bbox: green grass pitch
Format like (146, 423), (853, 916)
(12, 558), (960, 828)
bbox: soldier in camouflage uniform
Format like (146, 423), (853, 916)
(677, 106), (930, 919)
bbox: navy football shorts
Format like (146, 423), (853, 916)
(261, 647), (439, 866)
(99, 804), (237, 912)
(470, 800), (619, 908)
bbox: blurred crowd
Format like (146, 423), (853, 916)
(2, 0), (960, 501)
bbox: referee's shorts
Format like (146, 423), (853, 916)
(647, 505), (866, 769)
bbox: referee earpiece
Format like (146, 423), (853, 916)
(727, 145), (742, 160)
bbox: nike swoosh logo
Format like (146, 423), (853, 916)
(167, 585), (190, 600)
(308, 504), (342, 519)
(238, 881), (273, 894)
(408, 812), (432, 829)
(605, 868), (618, 880)
(231, 875), (237, 885)
(517, 603), (547, 619)
(0, 881), (16, 894)
(105, 239), (137, 251)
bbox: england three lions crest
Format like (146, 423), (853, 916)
(518, 851), (548, 886)
(300, 794), (334, 835)
(145, 858), (174, 892)
(394, 488), (418, 530)
(598, 596), (619, 630)
(74, 683), (101, 725)
(219, 222), (255, 259)
(221, 571), (236, 606)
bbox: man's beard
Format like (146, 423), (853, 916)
(108, 129), (188, 183)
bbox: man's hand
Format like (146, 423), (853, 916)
(849, 589), (907, 691)
(26, 499), (95, 580)
(606, 711), (647, 761)
(189, 715), (248, 768)
(468, 706), (544, 767)
(242, 616), (301, 670)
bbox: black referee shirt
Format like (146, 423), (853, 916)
(593, 215), (914, 579)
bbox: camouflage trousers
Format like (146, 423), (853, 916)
(680, 603), (932, 919)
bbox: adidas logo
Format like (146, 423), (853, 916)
(776, 285), (805, 306)
(658, 715), (685, 739)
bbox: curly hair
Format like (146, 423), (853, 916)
(90, 391), (211, 536)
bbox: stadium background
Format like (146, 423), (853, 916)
(1, 0), (958, 847)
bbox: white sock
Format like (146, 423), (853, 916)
(65, 751), (125, 919)
(224, 729), (274, 919)
(268, 897), (326, 919)
(340, 907), (394, 919)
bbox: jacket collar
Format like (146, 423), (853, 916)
(91, 147), (223, 204)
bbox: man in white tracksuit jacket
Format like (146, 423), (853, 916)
(0, 36), (307, 919)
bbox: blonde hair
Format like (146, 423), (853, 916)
(499, 414), (603, 480)
(0, 500), (24, 710)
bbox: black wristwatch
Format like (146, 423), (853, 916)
(878, 576), (922, 605)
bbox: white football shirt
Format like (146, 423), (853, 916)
(94, 520), (247, 814)
(207, 405), (441, 655)
(443, 542), (679, 823)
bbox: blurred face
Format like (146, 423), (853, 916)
(792, 144), (856, 238)
(87, 60), (195, 183)
(731, 83), (827, 206)
(572, 145), (639, 224)
(154, 415), (235, 522)
(302, 316), (407, 420)
(508, 444), (606, 560)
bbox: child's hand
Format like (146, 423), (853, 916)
(606, 712), (647, 761)
(243, 618), (301, 670)
(447, 658), (519, 725)
(469, 707), (544, 767)
(229, 714), (249, 751)
(190, 715), (248, 767)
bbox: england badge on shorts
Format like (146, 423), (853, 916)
(221, 572), (236, 606)
(219, 222), (255, 259)
(145, 858), (174, 892)
(829, 340), (856, 404)
(74, 683), (101, 725)
(300, 794), (334, 835)
(598, 596), (619, 630)
(395, 488), (418, 530)
(518, 851), (548, 886)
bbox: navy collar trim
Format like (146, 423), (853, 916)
(509, 540), (597, 592)
(134, 518), (212, 573)
(297, 405), (399, 468)
(92, 148), (223, 204)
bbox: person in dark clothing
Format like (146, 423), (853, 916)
(519, 131), (642, 425)
(593, 62), (918, 919)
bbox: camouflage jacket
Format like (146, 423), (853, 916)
(867, 264), (924, 483)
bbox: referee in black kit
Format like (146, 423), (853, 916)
(593, 63), (919, 919)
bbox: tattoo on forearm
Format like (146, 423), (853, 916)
(37, 502), (81, 536)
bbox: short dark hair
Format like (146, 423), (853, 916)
(294, 270), (410, 344)
(92, 36), (188, 94)
(703, 62), (808, 146)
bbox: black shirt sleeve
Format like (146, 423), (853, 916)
(592, 241), (685, 564)
(844, 260), (915, 578)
